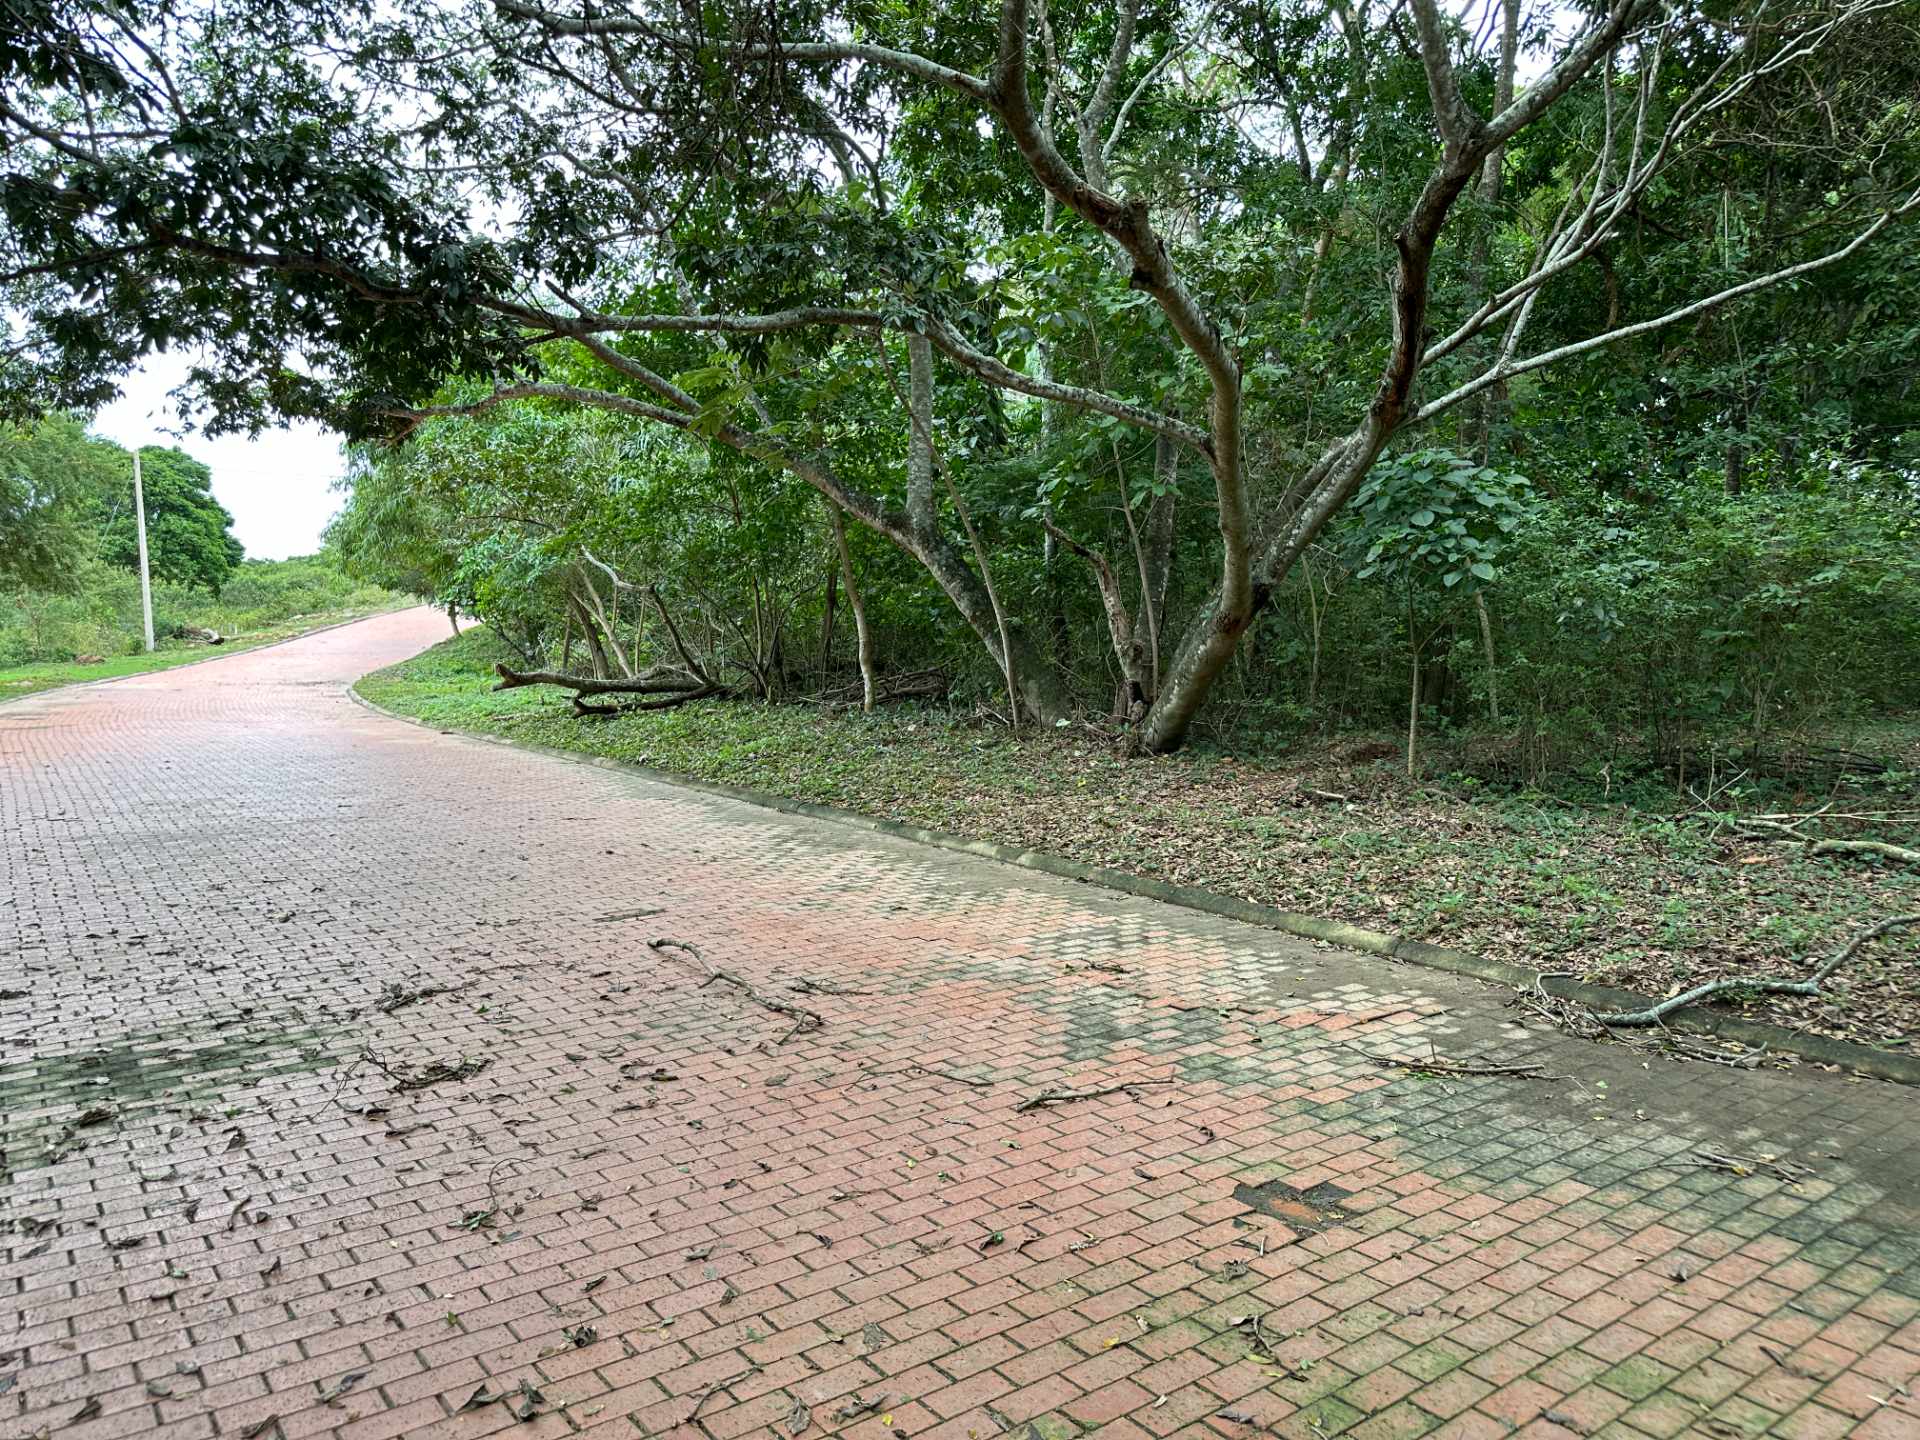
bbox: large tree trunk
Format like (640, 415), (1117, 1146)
(1138, 3), (1506, 755)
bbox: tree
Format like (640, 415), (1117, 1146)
(0, 413), (117, 591)
(1346, 448), (1529, 770)
(5, 0), (1916, 745)
(98, 446), (243, 593)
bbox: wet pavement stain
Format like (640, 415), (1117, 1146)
(0, 1021), (342, 1179)
(1232, 1176), (1355, 1234)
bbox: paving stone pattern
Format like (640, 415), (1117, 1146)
(3, 608), (1918, 1440)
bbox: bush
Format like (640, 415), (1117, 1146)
(1210, 479), (1920, 773)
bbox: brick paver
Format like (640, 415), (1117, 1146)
(3, 608), (1918, 1440)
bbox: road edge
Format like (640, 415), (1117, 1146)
(349, 685), (1920, 1088)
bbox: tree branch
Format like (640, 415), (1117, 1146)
(1590, 915), (1920, 1028)
(1411, 194), (1917, 427)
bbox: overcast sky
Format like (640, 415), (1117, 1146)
(89, 353), (347, 562)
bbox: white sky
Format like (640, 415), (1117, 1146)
(88, 353), (346, 561)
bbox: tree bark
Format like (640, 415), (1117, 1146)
(894, 332), (1031, 726)
(1475, 591), (1501, 725)
(1408, 643), (1421, 779)
(1043, 519), (1147, 723)
(569, 590), (613, 679)
(828, 503), (876, 712)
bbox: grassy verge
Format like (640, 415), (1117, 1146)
(360, 629), (1920, 1052)
(1, 599), (411, 700)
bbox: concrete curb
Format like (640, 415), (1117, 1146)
(349, 684), (1920, 1089)
(1, 604), (424, 708)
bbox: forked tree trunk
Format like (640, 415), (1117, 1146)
(885, 332), (1048, 726)
(570, 591), (612, 679)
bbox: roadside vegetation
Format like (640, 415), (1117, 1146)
(363, 629), (1920, 1053)
(0, 416), (403, 698)
(10, 1), (1920, 1046)
(0, 560), (407, 699)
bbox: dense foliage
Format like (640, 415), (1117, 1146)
(1, 415), (244, 594)
(98, 445), (244, 594)
(8, 0), (1920, 763)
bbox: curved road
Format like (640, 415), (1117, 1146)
(2, 609), (1916, 1440)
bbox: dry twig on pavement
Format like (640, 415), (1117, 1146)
(648, 937), (824, 1043)
(1015, 1077), (1173, 1112)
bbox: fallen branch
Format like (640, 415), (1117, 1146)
(789, 977), (869, 996)
(372, 980), (470, 1014)
(1654, 1034), (1770, 1068)
(494, 663), (708, 697)
(1015, 1077), (1173, 1113)
(1693, 1150), (1813, 1184)
(1590, 915), (1920, 1028)
(832, 1394), (889, 1423)
(1351, 1049), (1558, 1080)
(1695, 804), (1919, 868)
(1508, 972), (1607, 1041)
(359, 1048), (491, 1091)
(903, 1063), (993, 1088)
(570, 684), (723, 716)
(649, 938), (823, 1043)
(1808, 838), (1920, 866)
(494, 662), (726, 716)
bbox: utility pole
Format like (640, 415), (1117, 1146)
(133, 449), (155, 653)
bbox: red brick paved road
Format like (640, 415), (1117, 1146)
(4, 609), (1918, 1440)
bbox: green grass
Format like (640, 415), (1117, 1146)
(1, 598), (410, 700)
(360, 629), (1920, 1049)
(2, 554), (410, 700)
